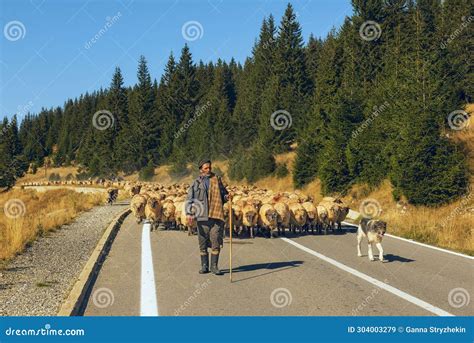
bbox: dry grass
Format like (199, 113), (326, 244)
(20, 166), (78, 183)
(0, 188), (105, 262)
(343, 181), (473, 256)
(13, 105), (473, 255)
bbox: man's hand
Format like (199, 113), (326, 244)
(187, 215), (194, 226)
(226, 192), (234, 201)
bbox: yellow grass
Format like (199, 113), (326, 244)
(20, 166), (78, 183)
(0, 189), (104, 262)
(12, 104), (473, 255)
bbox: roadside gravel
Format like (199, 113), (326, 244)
(0, 201), (129, 316)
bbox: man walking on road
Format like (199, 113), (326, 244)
(186, 159), (232, 275)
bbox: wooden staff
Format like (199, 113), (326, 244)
(229, 196), (233, 282)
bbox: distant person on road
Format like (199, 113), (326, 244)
(186, 159), (232, 275)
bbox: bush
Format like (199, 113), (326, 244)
(275, 163), (289, 178)
(65, 173), (74, 181)
(139, 160), (155, 181)
(213, 166), (224, 178)
(228, 143), (276, 183)
(48, 173), (61, 181)
(75, 171), (91, 181)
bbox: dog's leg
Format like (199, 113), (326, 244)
(368, 242), (375, 261)
(376, 242), (385, 262)
(357, 227), (363, 257)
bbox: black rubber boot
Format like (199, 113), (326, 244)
(199, 254), (209, 274)
(210, 253), (223, 275)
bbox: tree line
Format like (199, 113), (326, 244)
(1, 1), (472, 206)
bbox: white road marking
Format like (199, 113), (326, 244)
(342, 221), (474, 260)
(140, 222), (159, 316)
(281, 237), (454, 316)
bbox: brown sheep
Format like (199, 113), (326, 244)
(145, 196), (162, 230)
(289, 203), (307, 234)
(302, 201), (318, 234)
(258, 203), (278, 237)
(316, 205), (329, 234)
(161, 200), (176, 229)
(274, 202), (290, 236)
(242, 201), (259, 238)
(131, 194), (147, 224)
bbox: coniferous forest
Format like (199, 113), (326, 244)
(1, 1), (472, 206)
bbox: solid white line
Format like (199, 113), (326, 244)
(281, 237), (454, 316)
(140, 222), (159, 316)
(342, 221), (474, 260)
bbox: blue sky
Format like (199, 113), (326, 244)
(0, 0), (352, 120)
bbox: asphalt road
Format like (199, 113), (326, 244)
(82, 214), (473, 316)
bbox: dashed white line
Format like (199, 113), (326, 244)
(140, 222), (159, 316)
(281, 237), (454, 316)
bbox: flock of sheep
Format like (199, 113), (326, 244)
(21, 179), (351, 237)
(126, 182), (350, 238)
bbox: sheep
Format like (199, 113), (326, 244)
(145, 196), (162, 230)
(289, 203), (307, 234)
(273, 201), (290, 236)
(241, 201), (259, 238)
(130, 185), (142, 197)
(301, 201), (318, 234)
(334, 203), (350, 230)
(316, 205), (329, 234)
(106, 188), (119, 205)
(131, 194), (147, 224)
(258, 203), (278, 237)
(161, 199), (176, 230)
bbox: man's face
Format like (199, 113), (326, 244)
(200, 163), (211, 175)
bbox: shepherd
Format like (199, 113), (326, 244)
(186, 158), (232, 275)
